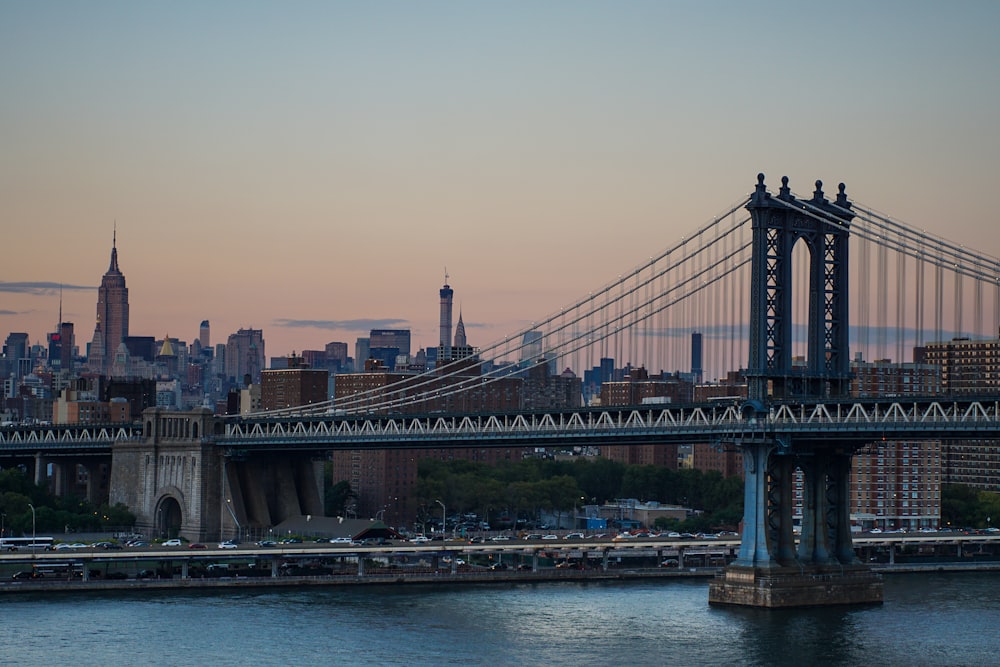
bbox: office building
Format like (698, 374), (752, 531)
(89, 231), (129, 374)
(224, 328), (265, 385)
(199, 320), (210, 351)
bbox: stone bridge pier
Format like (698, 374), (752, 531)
(109, 408), (325, 542)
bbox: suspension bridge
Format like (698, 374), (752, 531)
(5, 173), (1000, 607)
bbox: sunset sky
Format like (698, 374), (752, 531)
(3, 2), (999, 360)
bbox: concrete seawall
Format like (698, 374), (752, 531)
(3, 560), (999, 595)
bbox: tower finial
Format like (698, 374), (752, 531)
(444, 266), (449, 286)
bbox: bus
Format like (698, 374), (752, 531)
(0, 536), (55, 552)
(32, 562), (84, 579)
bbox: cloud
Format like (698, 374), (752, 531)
(0, 281), (95, 295)
(0, 310), (22, 316)
(273, 318), (409, 331)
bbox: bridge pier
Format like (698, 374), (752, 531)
(710, 438), (882, 608)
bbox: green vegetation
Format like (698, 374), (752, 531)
(942, 484), (1000, 530)
(324, 475), (356, 517)
(0, 469), (135, 535)
(414, 457), (743, 532)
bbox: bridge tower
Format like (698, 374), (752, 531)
(710, 174), (883, 608)
(109, 407), (326, 542)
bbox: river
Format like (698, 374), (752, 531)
(2, 572), (998, 666)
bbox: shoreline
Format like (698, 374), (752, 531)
(3, 560), (999, 595)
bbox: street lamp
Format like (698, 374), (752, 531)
(28, 503), (35, 548)
(435, 500), (446, 537)
(225, 499), (241, 541)
(1, 512), (6, 540)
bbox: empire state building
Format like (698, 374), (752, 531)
(89, 232), (129, 374)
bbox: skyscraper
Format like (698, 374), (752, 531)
(454, 311), (467, 348)
(224, 328), (265, 385)
(439, 272), (454, 359)
(90, 230), (129, 374)
(199, 320), (210, 350)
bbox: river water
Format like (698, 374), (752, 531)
(2, 572), (998, 666)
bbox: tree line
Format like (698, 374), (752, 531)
(942, 484), (1000, 530)
(0, 469), (136, 536)
(412, 457), (744, 533)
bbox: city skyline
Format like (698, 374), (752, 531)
(3, 3), (1000, 357)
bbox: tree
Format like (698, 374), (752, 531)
(325, 480), (355, 517)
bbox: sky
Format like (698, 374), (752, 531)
(2, 1), (999, 360)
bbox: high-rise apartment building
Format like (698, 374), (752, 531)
(916, 333), (1000, 491)
(331, 368), (526, 523)
(439, 274), (454, 360)
(807, 360), (943, 530)
(261, 367), (329, 411)
(598, 367), (688, 467)
(89, 232), (129, 375)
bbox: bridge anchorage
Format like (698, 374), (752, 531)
(709, 175), (883, 608)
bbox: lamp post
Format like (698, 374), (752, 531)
(1, 512), (6, 540)
(28, 503), (35, 548)
(225, 499), (241, 542)
(435, 500), (446, 538)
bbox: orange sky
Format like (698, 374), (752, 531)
(3, 3), (999, 360)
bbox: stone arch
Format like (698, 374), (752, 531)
(154, 489), (185, 539)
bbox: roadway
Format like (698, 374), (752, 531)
(4, 532), (998, 568)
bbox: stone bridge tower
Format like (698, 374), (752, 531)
(110, 408), (325, 542)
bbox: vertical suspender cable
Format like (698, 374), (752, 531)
(954, 268), (964, 339)
(935, 260), (944, 344)
(896, 230), (906, 363)
(858, 235), (870, 361)
(877, 237), (888, 361)
(974, 275), (983, 339)
(915, 249), (925, 348)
